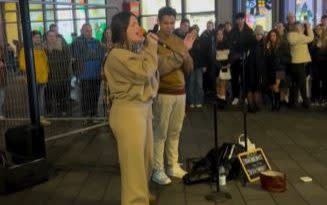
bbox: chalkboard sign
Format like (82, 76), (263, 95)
(238, 148), (271, 182)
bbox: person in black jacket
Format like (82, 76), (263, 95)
(187, 25), (206, 108)
(265, 29), (291, 111)
(45, 30), (72, 116)
(230, 12), (255, 105)
(199, 20), (216, 97)
(310, 25), (327, 105)
(246, 25), (266, 112)
(174, 18), (190, 39)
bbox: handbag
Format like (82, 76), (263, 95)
(219, 65), (231, 80)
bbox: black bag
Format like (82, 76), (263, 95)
(0, 158), (49, 194)
(5, 124), (46, 164)
(183, 143), (244, 185)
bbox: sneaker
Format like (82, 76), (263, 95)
(166, 165), (187, 179)
(232, 98), (239, 105)
(190, 104), (195, 108)
(152, 170), (172, 185)
(195, 104), (202, 108)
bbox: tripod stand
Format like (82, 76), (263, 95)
(241, 51), (249, 151)
(205, 101), (232, 202)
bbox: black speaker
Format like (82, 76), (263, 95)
(0, 157), (49, 194)
(5, 124), (46, 164)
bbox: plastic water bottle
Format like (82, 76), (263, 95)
(219, 165), (226, 186)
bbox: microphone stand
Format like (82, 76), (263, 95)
(240, 51), (249, 186)
(205, 101), (231, 202)
(242, 51), (249, 152)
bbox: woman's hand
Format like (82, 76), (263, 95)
(146, 33), (159, 45)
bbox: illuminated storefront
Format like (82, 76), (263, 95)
(295, 0), (324, 25)
(283, 0), (325, 25)
(140, 0), (216, 33)
(140, 0), (326, 33)
(0, 0), (108, 47)
(246, 0), (273, 31)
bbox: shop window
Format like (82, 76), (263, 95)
(56, 0), (72, 9)
(76, 7), (86, 19)
(5, 12), (17, 23)
(46, 10), (55, 21)
(141, 0), (166, 15)
(56, 9), (73, 20)
(57, 21), (75, 44)
(296, 0), (314, 24)
(45, 0), (54, 9)
(88, 9), (106, 18)
(89, 19), (107, 41)
(5, 23), (19, 48)
(31, 22), (44, 34)
(170, 0), (182, 13)
(88, 0), (105, 4)
(29, 3), (42, 11)
(30, 11), (44, 22)
(246, 0), (272, 31)
(141, 16), (158, 32)
(316, 0), (323, 25)
(4, 3), (16, 11)
(186, 14), (215, 33)
(186, 0), (214, 13)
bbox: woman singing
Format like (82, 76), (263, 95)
(103, 12), (159, 205)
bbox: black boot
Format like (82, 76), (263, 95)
(274, 92), (280, 111)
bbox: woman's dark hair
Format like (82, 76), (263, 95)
(32, 30), (42, 37)
(215, 29), (225, 41)
(266, 29), (281, 49)
(102, 26), (111, 43)
(110, 11), (135, 44)
(158, 6), (177, 21)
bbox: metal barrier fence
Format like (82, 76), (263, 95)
(0, 0), (119, 146)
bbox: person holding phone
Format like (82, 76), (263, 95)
(287, 22), (314, 108)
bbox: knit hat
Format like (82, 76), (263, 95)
(254, 25), (264, 35)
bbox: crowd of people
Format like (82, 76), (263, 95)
(181, 12), (327, 112)
(0, 23), (113, 125)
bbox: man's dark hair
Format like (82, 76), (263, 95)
(235, 12), (245, 20)
(158, 6), (177, 21)
(110, 11), (135, 43)
(181, 18), (190, 25)
(32, 30), (42, 37)
(49, 24), (57, 30)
